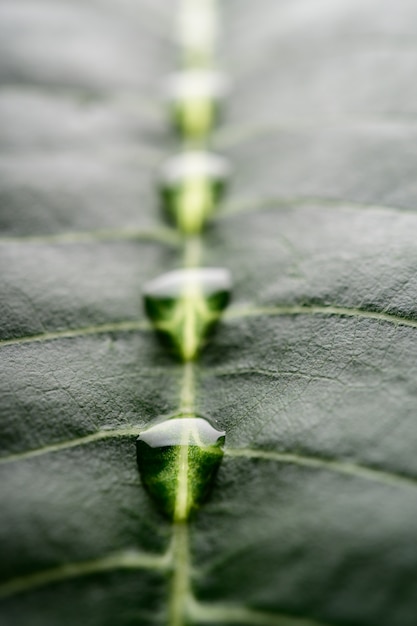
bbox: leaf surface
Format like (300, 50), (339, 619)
(1, 1), (417, 625)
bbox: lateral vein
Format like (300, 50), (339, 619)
(0, 228), (179, 246)
(188, 598), (335, 626)
(225, 304), (417, 329)
(225, 448), (417, 490)
(213, 116), (417, 150)
(0, 427), (142, 466)
(0, 549), (170, 599)
(0, 320), (150, 348)
(219, 194), (417, 218)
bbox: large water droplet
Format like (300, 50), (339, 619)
(137, 415), (225, 520)
(160, 151), (230, 233)
(163, 70), (229, 139)
(144, 267), (231, 360)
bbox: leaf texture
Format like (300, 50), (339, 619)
(1, 1), (417, 625)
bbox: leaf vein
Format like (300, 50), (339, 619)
(189, 598), (335, 626)
(0, 228), (179, 247)
(225, 448), (417, 490)
(219, 195), (417, 219)
(225, 305), (417, 329)
(0, 320), (151, 348)
(0, 548), (170, 599)
(0, 427), (141, 466)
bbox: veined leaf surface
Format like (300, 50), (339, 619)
(1, 1), (417, 625)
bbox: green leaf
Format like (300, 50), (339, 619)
(1, 1), (417, 625)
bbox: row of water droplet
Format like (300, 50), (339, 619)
(137, 0), (231, 521)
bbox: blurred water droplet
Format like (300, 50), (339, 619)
(164, 70), (229, 138)
(160, 151), (230, 233)
(143, 267), (231, 360)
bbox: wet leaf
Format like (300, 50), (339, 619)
(1, 1), (417, 625)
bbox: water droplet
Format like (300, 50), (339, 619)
(163, 70), (229, 139)
(143, 267), (232, 360)
(177, 6), (218, 66)
(137, 415), (225, 520)
(160, 151), (230, 233)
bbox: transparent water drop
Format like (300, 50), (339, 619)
(163, 70), (229, 139)
(160, 151), (230, 233)
(143, 267), (232, 361)
(177, 4), (218, 66)
(137, 415), (225, 520)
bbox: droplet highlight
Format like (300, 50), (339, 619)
(177, 4), (218, 66)
(164, 70), (229, 139)
(143, 267), (232, 361)
(160, 151), (230, 233)
(137, 415), (225, 520)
